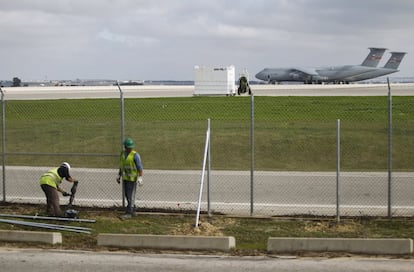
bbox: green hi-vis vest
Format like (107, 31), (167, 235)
(39, 168), (63, 188)
(120, 150), (138, 182)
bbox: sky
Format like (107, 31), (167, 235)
(0, 0), (413, 81)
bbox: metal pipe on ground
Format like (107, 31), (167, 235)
(0, 218), (92, 234)
(19, 221), (92, 232)
(0, 218), (90, 233)
(0, 213), (96, 223)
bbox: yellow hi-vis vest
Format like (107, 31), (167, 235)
(39, 168), (63, 189)
(120, 150), (138, 182)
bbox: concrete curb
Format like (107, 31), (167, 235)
(97, 234), (236, 252)
(0, 230), (62, 245)
(267, 237), (413, 255)
(2, 230), (412, 255)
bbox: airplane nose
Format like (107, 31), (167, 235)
(255, 71), (265, 80)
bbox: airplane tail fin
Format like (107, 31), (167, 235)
(383, 52), (407, 69)
(361, 47), (387, 67)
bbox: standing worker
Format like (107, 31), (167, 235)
(117, 137), (143, 218)
(39, 162), (77, 217)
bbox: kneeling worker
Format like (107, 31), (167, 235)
(39, 162), (77, 217)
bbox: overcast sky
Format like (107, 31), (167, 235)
(0, 0), (412, 81)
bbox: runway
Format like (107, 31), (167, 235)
(2, 83), (414, 100)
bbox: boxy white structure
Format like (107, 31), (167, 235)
(194, 65), (236, 96)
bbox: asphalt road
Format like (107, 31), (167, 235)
(5, 167), (414, 216)
(0, 248), (413, 272)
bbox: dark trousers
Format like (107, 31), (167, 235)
(41, 184), (62, 217)
(123, 181), (137, 214)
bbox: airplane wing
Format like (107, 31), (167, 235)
(291, 67), (319, 76)
(286, 67), (320, 81)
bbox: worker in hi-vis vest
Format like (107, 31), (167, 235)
(39, 162), (77, 217)
(117, 137), (143, 218)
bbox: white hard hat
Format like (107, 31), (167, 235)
(61, 162), (71, 170)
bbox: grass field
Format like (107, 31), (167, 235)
(5, 96), (414, 171)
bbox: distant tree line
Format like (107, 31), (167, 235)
(1, 77), (22, 87)
(12, 77), (21, 87)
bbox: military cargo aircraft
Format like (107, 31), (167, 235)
(340, 52), (406, 82)
(255, 48), (405, 84)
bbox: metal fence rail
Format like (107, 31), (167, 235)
(1, 84), (413, 217)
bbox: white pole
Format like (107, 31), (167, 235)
(195, 119), (210, 227)
(207, 118), (211, 217)
(336, 119), (341, 223)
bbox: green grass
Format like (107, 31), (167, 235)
(4, 96), (414, 171)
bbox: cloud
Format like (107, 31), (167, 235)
(97, 29), (158, 47)
(0, 0), (412, 80)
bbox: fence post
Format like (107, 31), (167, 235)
(117, 81), (125, 208)
(387, 77), (392, 218)
(1, 88), (5, 202)
(250, 93), (254, 216)
(336, 119), (341, 223)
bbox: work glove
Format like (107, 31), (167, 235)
(116, 176), (121, 184)
(62, 191), (71, 197)
(137, 176), (143, 187)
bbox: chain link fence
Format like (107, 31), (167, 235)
(1, 85), (413, 217)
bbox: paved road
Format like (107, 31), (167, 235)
(0, 248), (413, 272)
(3, 83), (414, 100)
(4, 167), (414, 216)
